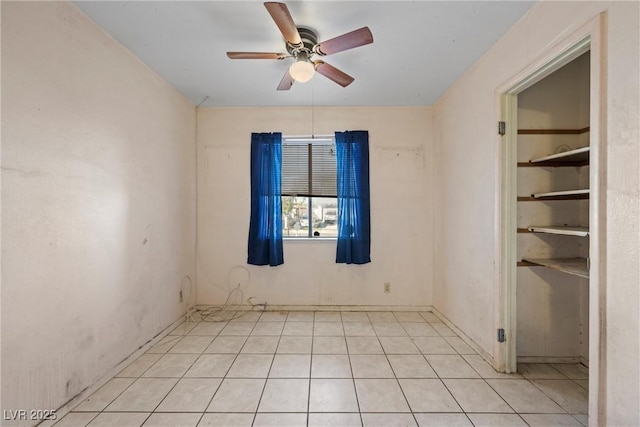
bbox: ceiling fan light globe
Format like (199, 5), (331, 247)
(289, 60), (315, 83)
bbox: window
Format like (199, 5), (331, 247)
(281, 136), (337, 238)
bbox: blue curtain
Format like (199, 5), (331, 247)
(335, 131), (371, 264)
(248, 132), (284, 266)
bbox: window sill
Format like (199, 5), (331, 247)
(283, 237), (336, 242)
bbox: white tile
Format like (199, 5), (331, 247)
(401, 323), (439, 337)
(143, 354), (198, 377)
(106, 378), (177, 411)
(344, 322), (377, 337)
(341, 312), (370, 322)
(185, 354), (235, 377)
(117, 354), (162, 378)
(531, 379), (588, 414)
(146, 336), (181, 354)
(372, 323), (407, 337)
(169, 336), (214, 353)
(575, 379), (589, 390)
(378, 337), (419, 354)
(414, 413), (472, 427)
(187, 322), (226, 336)
(354, 379), (410, 412)
(314, 322), (345, 336)
(227, 354), (273, 378)
(198, 413), (253, 427)
(486, 379), (565, 413)
(219, 322), (256, 336)
(418, 312), (441, 323)
(313, 336), (347, 354)
(466, 414), (527, 427)
(311, 354), (352, 378)
(308, 413), (362, 427)
(412, 337), (456, 355)
(253, 413), (307, 427)
(230, 311), (262, 322)
(259, 311), (289, 321)
(54, 412), (99, 427)
(367, 312), (397, 323)
(443, 379), (512, 413)
(258, 378), (309, 412)
(309, 379), (359, 412)
(443, 337), (476, 354)
(346, 337), (384, 354)
(573, 414), (589, 426)
(387, 355), (437, 378)
(86, 412), (149, 427)
(517, 363), (566, 379)
(315, 312), (342, 322)
(142, 412), (201, 427)
(550, 363), (589, 380)
(350, 355), (395, 378)
(282, 321), (313, 336)
(461, 355), (522, 379)
(361, 413), (417, 427)
(424, 355), (479, 378)
(204, 336), (246, 353)
(285, 311), (315, 322)
(270, 354), (311, 378)
(169, 321), (199, 335)
(240, 336), (279, 353)
(251, 321), (284, 336)
(278, 336), (312, 354)
(74, 378), (136, 411)
(398, 379), (461, 413)
(431, 323), (456, 337)
(393, 312), (424, 322)
(206, 378), (265, 412)
(521, 414), (583, 426)
(156, 378), (221, 412)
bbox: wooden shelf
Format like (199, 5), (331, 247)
(527, 226), (589, 237)
(531, 189), (589, 200)
(518, 127), (590, 135)
(518, 146), (590, 167)
(521, 257), (589, 278)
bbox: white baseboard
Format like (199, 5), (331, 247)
(40, 309), (194, 427)
(517, 356), (583, 364)
(196, 304), (434, 312)
(430, 307), (494, 366)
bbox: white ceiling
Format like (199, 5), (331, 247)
(73, 1), (535, 107)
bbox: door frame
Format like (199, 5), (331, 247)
(495, 14), (606, 423)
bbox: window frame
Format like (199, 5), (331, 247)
(281, 135), (337, 240)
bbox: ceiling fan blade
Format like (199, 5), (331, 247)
(264, 2), (302, 45)
(277, 70), (294, 91)
(314, 27), (373, 56)
(227, 52), (288, 60)
(314, 61), (355, 87)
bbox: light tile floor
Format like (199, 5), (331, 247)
(55, 311), (589, 427)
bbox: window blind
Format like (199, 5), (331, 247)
(281, 141), (337, 197)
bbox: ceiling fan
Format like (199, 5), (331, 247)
(226, 2), (373, 91)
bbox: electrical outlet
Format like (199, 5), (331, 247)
(179, 290), (183, 303)
(384, 283), (391, 293)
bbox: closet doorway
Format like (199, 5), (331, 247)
(496, 16), (605, 424)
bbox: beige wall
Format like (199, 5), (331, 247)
(1, 2), (196, 422)
(433, 1), (639, 424)
(197, 106), (433, 308)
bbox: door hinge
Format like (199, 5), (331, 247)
(498, 121), (506, 136)
(497, 328), (506, 343)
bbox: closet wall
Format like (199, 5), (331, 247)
(516, 53), (590, 363)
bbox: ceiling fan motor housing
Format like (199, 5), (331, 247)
(286, 26), (319, 58)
